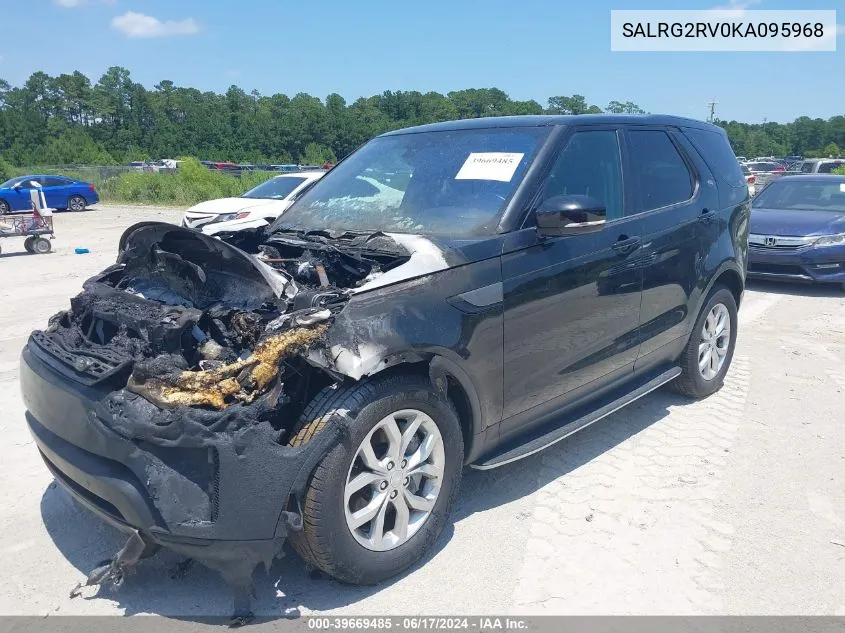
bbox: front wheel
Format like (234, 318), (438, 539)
(0, 199), (9, 215)
(288, 375), (464, 584)
(670, 285), (738, 399)
(24, 236), (35, 253)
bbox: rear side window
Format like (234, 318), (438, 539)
(42, 177), (69, 187)
(627, 130), (694, 213)
(818, 161), (844, 174)
(683, 127), (746, 188)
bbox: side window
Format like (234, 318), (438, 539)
(627, 130), (694, 213)
(42, 177), (67, 187)
(818, 162), (843, 174)
(800, 161), (815, 173)
(540, 130), (623, 221)
(683, 127), (745, 188)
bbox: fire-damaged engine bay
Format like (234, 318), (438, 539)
(42, 223), (413, 420)
(26, 222), (443, 623)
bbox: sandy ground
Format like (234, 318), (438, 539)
(0, 205), (844, 619)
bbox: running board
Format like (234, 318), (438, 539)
(470, 367), (682, 470)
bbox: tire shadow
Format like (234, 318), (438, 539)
(39, 387), (684, 619)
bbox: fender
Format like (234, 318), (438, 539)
(428, 354), (485, 439)
(697, 258), (745, 318)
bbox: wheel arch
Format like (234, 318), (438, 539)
(701, 261), (745, 313)
(323, 352), (484, 464)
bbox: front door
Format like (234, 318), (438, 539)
(500, 128), (644, 432)
(10, 178), (38, 212)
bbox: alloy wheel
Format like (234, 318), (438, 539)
(698, 303), (731, 381)
(344, 409), (445, 552)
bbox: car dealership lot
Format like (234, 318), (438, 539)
(1, 206), (844, 618)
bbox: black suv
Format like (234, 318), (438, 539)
(20, 115), (749, 618)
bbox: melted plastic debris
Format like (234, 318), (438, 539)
(127, 325), (327, 410)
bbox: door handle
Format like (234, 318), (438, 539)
(698, 208), (715, 223)
(612, 235), (641, 255)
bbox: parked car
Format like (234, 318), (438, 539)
(19, 114), (748, 619)
(744, 160), (788, 191)
(736, 156), (747, 163)
(0, 175), (99, 214)
(128, 161), (151, 173)
(797, 158), (845, 174)
(742, 163), (756, 197)
(181, 171), (327, 235)
(747, 175), (845, 289)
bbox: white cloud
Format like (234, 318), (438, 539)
(111, 11), (200, 39)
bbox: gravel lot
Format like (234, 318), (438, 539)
(1, 205), (844, 618)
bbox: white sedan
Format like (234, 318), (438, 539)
(181, 171), (326, 235)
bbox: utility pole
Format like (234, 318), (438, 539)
(707, 100), (718, 123)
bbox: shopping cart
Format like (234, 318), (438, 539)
(0, 209), (55, 255)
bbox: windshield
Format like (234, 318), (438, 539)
(753, 180), (845, 212)
(241, 176), (307, 199)
(270, 127), (550, 237)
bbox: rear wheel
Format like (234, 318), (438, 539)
(68, 195), (87, 212)
(0, 199), (9, 215)
(32, 237), (51, 254)
(670, 285), (738, 399)
(288, 375), (463, 584)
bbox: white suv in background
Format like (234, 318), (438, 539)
(182, 171), (326, 235)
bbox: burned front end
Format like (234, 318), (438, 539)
(19, 222), (415, 619)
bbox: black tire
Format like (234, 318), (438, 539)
(288, 374), (464, 585)
(23, 236), (35, 253)
(68, 195), (87, 212)
(0, 199), (9, 215)
(32, 237), (51, 254)
(670, 285), (738, 399)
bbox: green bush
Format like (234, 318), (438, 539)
(95, 158), (275, 206)
(1, 156), (280, 206)
(833, 165), (845, 176)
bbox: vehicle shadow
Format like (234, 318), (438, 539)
(40, 387), (681, 619)
(0, 250), (35, 259)
(747, 278), (845, 298)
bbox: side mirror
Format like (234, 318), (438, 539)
(535, 194), (607, 237)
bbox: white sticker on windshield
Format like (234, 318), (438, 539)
(455, 152), (524, 182)
(840, 183), (845, 192)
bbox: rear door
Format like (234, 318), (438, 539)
(622, 126), (720, 373)
(500, 126), (644, 433)
(40, 176), (72, 208)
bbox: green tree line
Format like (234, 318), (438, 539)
(0, 66), (843, 167)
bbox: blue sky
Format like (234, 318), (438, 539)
(1, 0), (842, 123)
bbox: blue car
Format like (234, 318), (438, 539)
(748, 174), (845, 290)
(0, 174), (99, 214)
